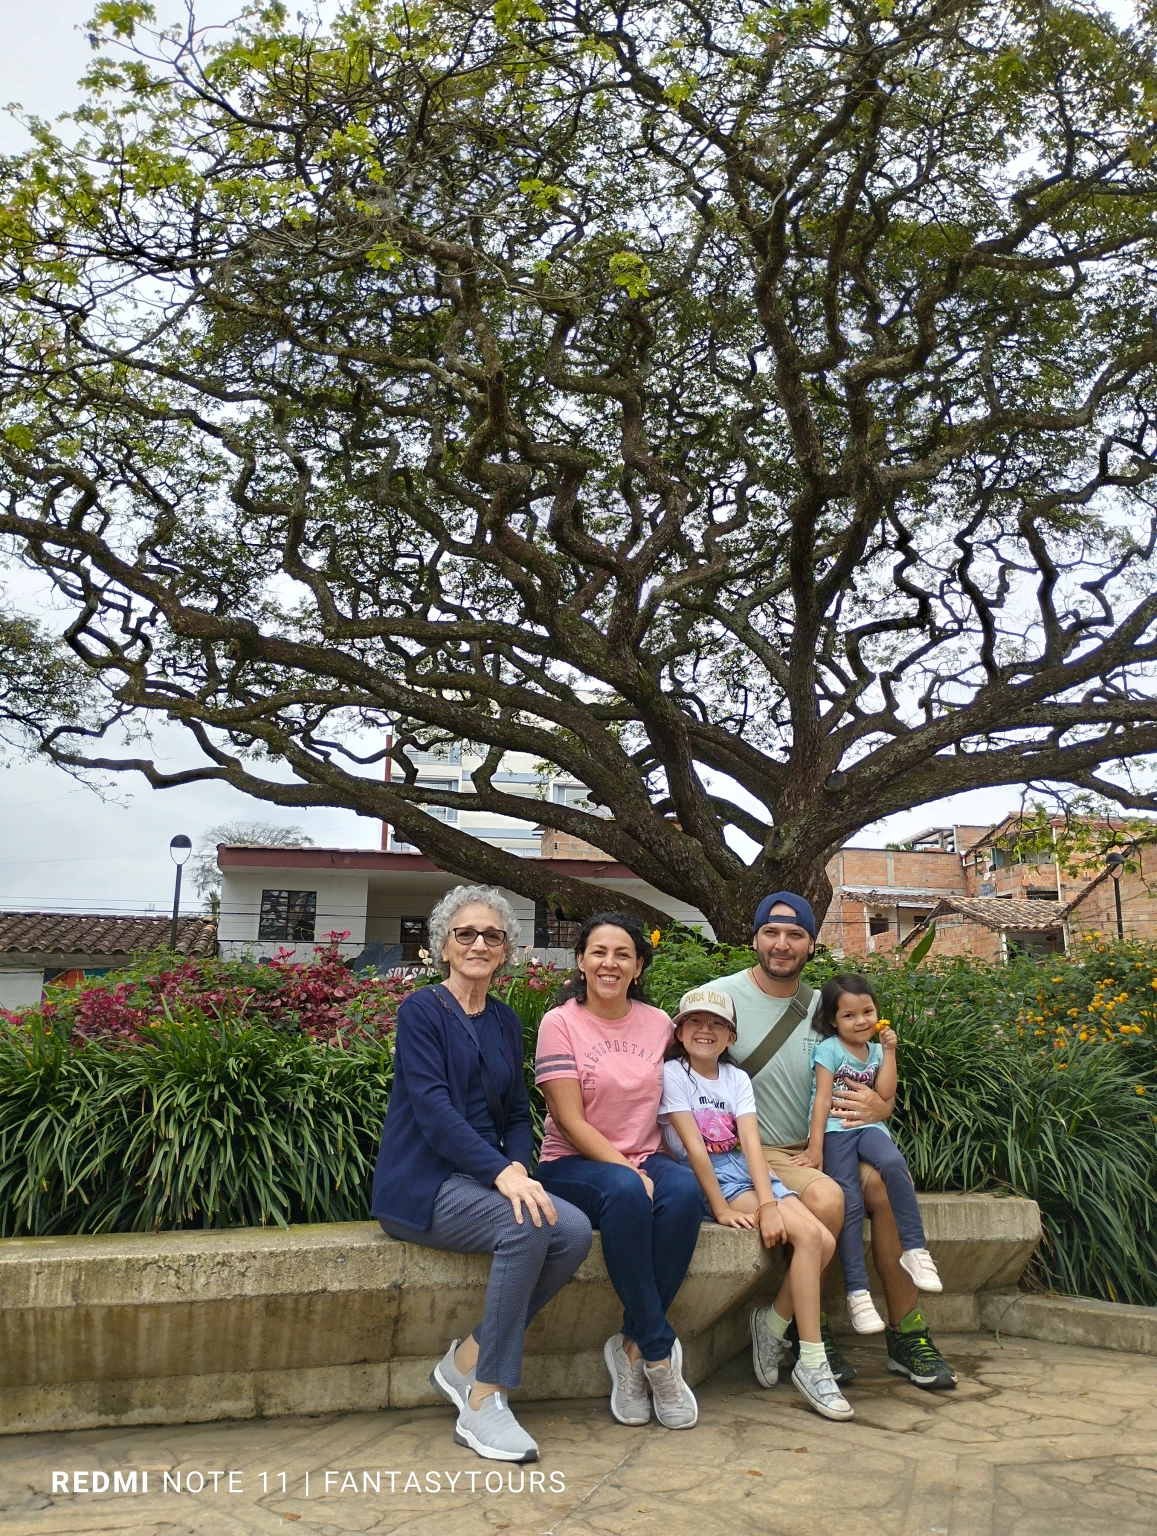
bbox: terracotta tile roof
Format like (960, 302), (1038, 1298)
(0, 912), (216, 958)
(909, 895), (1068, 935)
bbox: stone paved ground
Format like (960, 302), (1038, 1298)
(2, 1333), (1156, 1536)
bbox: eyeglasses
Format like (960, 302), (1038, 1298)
(450, 926), (508, 949)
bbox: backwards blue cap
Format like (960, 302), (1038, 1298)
(753, 891), (816, 938)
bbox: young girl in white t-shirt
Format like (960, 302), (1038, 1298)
(658, 985), (853, 1422)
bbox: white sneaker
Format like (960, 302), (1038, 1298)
(846, 1289), (886, 1333)
(644, 1347), (698, 1429)
(791, 1359), (854, 1421)
(603, 1333), (650, 1425)
(899, 1248), (943, 1293)
(430, 1337), (475, 1410)
(750, 1307), (794, 1387)
(453, 1391), (539, 1463)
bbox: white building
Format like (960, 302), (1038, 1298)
(217, 749), (712, 965)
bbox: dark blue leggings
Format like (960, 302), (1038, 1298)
(536, 1152), (704, 1361)
(823, 1126), (926, 1293)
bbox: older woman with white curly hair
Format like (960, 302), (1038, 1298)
(371, 884), (591, 1465)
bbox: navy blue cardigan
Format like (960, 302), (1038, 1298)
(370, 984), (534, 1231)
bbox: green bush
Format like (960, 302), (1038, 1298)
(0, 1013), (392, 1234)
(1, 932), (1155, 1310)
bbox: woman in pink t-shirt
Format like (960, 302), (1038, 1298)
(535, 913), (703, 1431)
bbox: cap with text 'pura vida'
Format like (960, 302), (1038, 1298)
(672, 986), (738, 1033)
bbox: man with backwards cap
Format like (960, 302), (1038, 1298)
(711, 892), (957, 1393)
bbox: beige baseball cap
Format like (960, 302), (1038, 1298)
(672, 985), (738, 1034)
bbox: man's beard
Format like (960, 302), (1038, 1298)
(755, 950), (806, 980)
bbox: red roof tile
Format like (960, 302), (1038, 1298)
(0, 912), (216, 958)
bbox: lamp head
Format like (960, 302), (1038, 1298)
(1105, 850), (1126, 879)
(170, 834), (193, 867)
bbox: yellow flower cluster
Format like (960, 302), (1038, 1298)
(1013, 968), (1155, 1054)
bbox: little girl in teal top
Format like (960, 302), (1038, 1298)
(796, 973), (941, 1333)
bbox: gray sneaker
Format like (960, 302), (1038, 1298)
(750, 1307), (793, 1389)
(454, 1391), (539, 1463)
(791, 1359), (854, 1421)
(430, 1337), (475, 1411)
(644, 1347), (698, 1429)
(604, 1333), (650, 1425)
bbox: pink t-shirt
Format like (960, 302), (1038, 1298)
(534, 997), (673, 1166)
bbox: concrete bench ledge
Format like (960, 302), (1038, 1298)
(978, 1290), (1157, 1357)
(0, 1192), (1040, 1434)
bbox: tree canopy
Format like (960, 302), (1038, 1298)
(2, 0), (1157, 938)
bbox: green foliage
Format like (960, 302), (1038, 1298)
(0, 1013), (391, 1234)
(0, 611), (93, 755)
(2, 934), (1156, 1310)
(10, 0), (1157, 947)
(644, 925), (756, 1013)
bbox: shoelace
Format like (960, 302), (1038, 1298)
(648, 1364), (685, 1405)
(899, 1331), (944, 1370)
(618, 1354), (646, 1394)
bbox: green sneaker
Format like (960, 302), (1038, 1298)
(785, 1315), (856, 1386)
(885, 1310), (957, 1390)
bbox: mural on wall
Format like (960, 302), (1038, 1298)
(42, 968), (111, 994)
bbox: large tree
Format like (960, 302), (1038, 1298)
(2, 0), (1157, 940)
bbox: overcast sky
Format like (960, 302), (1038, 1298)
(0, 5), (1062, 912)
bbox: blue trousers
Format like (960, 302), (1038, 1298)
(536, 1153), (704, 1362)
(823, 1126), (926, 1294)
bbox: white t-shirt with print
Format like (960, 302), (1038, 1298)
(658, 1059), (757, 1161)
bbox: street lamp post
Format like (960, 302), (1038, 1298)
(1105, 850), (1125, 941)
(169, 835), (193, 950)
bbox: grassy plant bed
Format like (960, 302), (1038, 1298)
(2, 934), (1155, 1308)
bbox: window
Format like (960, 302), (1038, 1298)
(259, 889), (317, 941)
(403, 743), (462, 765)
(868, 914), (891, 936)
(1006, 930), (1062, 958)
(400, 916), (429, 962)
(552, 782), (605, 813)
(420, 777), (459, 823)
(534, 901), (584, 949)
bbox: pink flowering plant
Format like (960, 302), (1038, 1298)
(1, 937), (417, 1048)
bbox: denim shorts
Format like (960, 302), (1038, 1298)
(700, 1151), (797, 1218)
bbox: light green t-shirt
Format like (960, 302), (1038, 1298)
(712, 968), (821, 1146)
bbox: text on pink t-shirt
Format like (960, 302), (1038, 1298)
(534, 997), (673, 1166)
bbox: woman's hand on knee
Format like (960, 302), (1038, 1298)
(495, 1163), (557, 1227)
(636, 1168), (655, 1202)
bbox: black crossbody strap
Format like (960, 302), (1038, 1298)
(433, 984), (514, 1147)
(738, 982), (815, 1081)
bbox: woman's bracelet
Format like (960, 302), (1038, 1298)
(757, 1199), (779, 1211)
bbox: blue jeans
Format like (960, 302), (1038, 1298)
(536, 1153), (704, 1361)
(823, 1126), (926, 1293)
